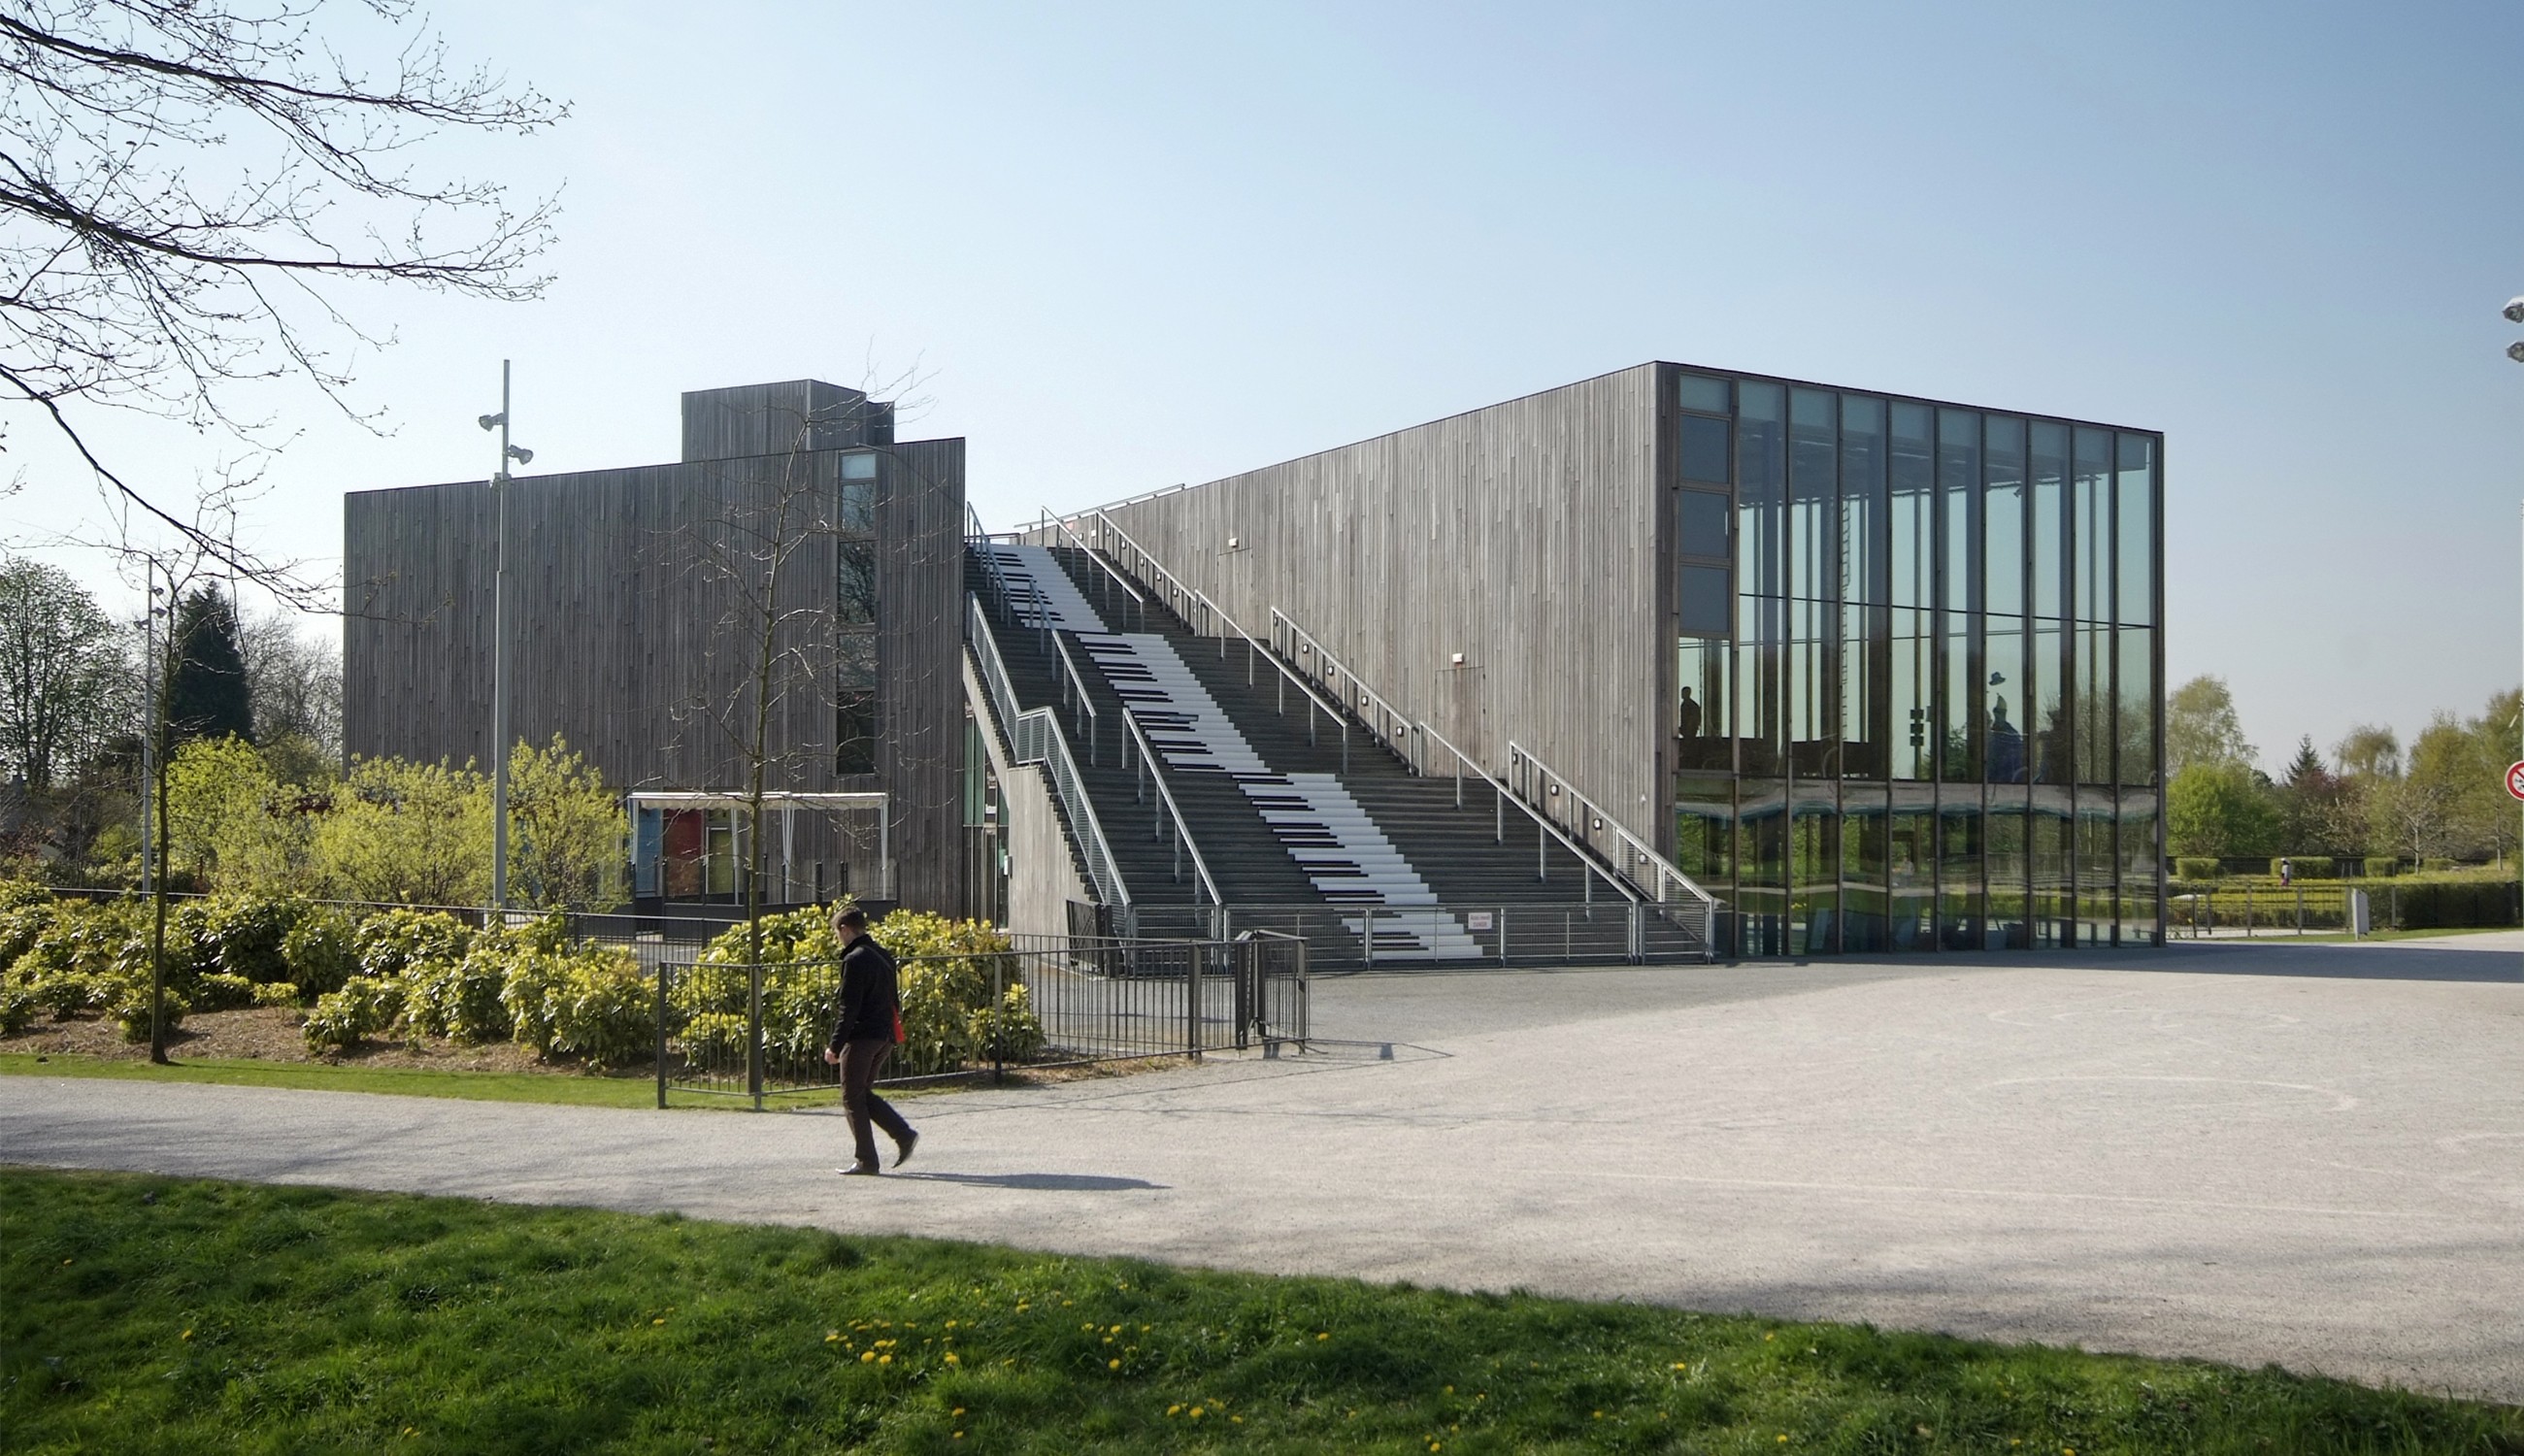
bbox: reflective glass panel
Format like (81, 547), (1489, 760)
(1674, 775), (1736, 880)
(1890, 606), (1933, 780)
(1938, 788), (1982, 949)
(1788, 597), (1830, 777)
(1940, 409), (1981, 614)
(1841, 601), (1886, 778)
(838, 539), (878, 626)
(1984, 613), (2026, 782)
(1987, 787), (2029, 948)
(1790, 781), (1840, 955)
(1840, 395), (1887, 606)
(1738, 778), (1788, 957)
(1676, 639), (1731, 772)
(2072, 427), (2111, 624)
(2116, 433), (2157, 626)
(2120, 792), (2161, 944)
(1888, 784), (1936, 950)
(1943, 610), (1979, 782)
(2076, 624), (2111, 784)
(1841, 781), (1890, 952)
(2076, 794), (2116, 945)
(1889, 403), (1935, 608)
(1789, 389), (1835, 606)
(1984, 415), (2025, 617)
(2031, 624), (2068, 783)
(2117, 626), (2157, 785)
(2031, 785), (2072, 946)
(2029, 420), (2068, 620)
(1679, 564), (1731, 638)
(1678, 415), (1730, 484)
(1677, 373), (1730, 414)
(1737, 604), (1783, 778)
(841, 480), (877, 534)
(1737, 381), (1784, 503)
(1678, 489), (1730, 558)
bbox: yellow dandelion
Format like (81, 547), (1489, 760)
(1190, 1406), (1205, 1420)
(1016, 1303), (1030, 1311)
(1445, 1385), (1453, 1394)
(1764, 1333), (1775, 1341)
(945, 1352), (961, 1366)
(946, 1320), (958, 1328)
(1317, 1332), (1330, 1341)
(1108, 1358), (1121, 1371)
(952, 1407), (965, 1416)
(1168, 1405), (1182, 1416)
(652, 1317), (666, 1326)
(860, 1351), (875, 1364)
(952, 1435), (963, 1441)
(1430, 1444), (1442, 1453)
(181, 1330), (192, 1340)
(880, 1355), (892, 1366)
(1081, 1322), (1094, 1332)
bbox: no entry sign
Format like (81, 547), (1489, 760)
(2507, 762), (2524, 802)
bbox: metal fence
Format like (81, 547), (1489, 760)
(657, 931), (1308, 1108)
(1106, 900), (1706, 971)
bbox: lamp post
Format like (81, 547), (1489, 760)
(2507, 298), (2524, 952)
(478, 361), (534, 910)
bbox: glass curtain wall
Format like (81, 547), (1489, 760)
(1669, 365), (2161, 955)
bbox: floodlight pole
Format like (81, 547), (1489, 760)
(489, 361), (515, 911)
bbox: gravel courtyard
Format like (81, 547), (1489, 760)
(6, 935), (2519, 1402)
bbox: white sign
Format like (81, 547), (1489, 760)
(1466, 911), (1494, 931)
(2506, 761), (2524, 802)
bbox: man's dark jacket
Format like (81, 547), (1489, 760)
(828, 933), (900, 1052)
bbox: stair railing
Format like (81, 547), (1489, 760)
(1042, 510), (1146, 631)
(967, 592), (1130, 911)
(1115, 709), (1225, 928)
(1508, 741), (1719, 955)
(1269, 609), (1414, 767)
(1051, 631), (1100, 765)
(1066, 509), (1353, 773)
(966, 506), (1018, 617)
(1414, 719), (1636, 908)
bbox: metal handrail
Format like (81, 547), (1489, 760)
(1270, 608), (1413, 763)
(1069, 509), (1352, 769)
(1051, 630), (1100, 764)
(966, 593), (1130, 909)
(1414, 719), (1636, 906)
(1507, 740), (1720, 926)
(1043, 508), (1146, 625)
(1114, 709), (1224, 910)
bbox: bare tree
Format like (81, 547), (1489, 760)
(0, 551), (131, 788)
(240, 606), (341, 762)
(1, 0), (565, 594)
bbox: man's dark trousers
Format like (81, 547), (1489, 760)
(842, 1037), (913, 1169)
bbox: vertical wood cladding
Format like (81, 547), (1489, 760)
(344, 433), (967, 910)
(1099, 364), (1666, 849)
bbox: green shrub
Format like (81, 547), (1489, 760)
(0, 879), (50, 911)
(679, 1010), (749, 1066)
(2174, 856), (2221, 882)
(203, 895), (303, 982)
(251, 980), (302, 1009)
(281, 909), (358, 999)
(194, 973), (259, 1012)
(304, 976), (403, 1052)
(108, 977), (184, 1042)
(404, 939), (514, 1043)
(0, 893), (56, 971)
(879, 910), (1023, 1076)
(505, 943), (650, 1070)
(2421, 857), (2462, 874)
(353, 908), (474, 982)
(2271, 856), (2335, 879)
(0, 977), (34, 1034)
(970, 980), (1046, 1063)
(2363, 857), (2401, 877)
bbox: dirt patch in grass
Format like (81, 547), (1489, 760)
(2, 1009), (554, 1075)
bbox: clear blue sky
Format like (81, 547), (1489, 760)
(10, 0), (2523, 769)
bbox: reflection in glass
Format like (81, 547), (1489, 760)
(2031, 624), (2068, 783)
(1890, 404), (1935, 608)
(1677, 373), (1730, 414)
(1678, 489), (1730, 557)
(1841, 781), (1889, 952)
(1789, 389), (1835, 609)
(1738, 599), (1783, 778)
(2073, 427), (2111, 624)
(838, 539), (878, 626)
(1984, 613), (2025, 783)
(836, 629), (880, 776)
(1841, 601), (1885, 778)
(2076, 624), (2111, 784)
(1987, 787), (2029, 948)
(1676, 639), (1731, 772)
(1738, 777), (1787, 957)
(841, 479), (877, 535)
(2031, 787), (2072, 947)
(2030, 420), (2068, 620)
(1790, 780), (1839, 955)
(2116, 433), (2156, 627)
(2117, 626), (2156, 786)
(1984, 415), (2025, 617)
(2076, 796), (2115, 945)
(1674, 775), (1736, 881)
(1943, 611), (1979, 782)
(1888, 785), (1936, 950)
(1737, 381), (1784, 503)
(1678, 415), (1730, 484)
(1788, 598), (1830, 777)
(1890, 607), (1933, 780)
(2119, 792), (2161, 943)
(1939, 410), (1981, 615)
(1679, 564), (1731, 637)
(1840, 395), (1886, 606)
(1937, 788), (1981, 949)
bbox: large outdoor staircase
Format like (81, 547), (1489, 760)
(967, 533), (1713, 967)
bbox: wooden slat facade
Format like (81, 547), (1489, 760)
(344, 384), (969, 912)
(1098, 364), (1673, 851)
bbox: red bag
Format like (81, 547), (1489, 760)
(892, 1008), (905, 1044)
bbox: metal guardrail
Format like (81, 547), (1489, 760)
(967, 592), (1131, 910)
(1270, 609), (1414, 766)
(1113, 900), (1708, 970)
(1062, 509), (1354, 770)
(1509, 741), (1720, 953)
(1051, 631), (1101, 765)
(1043, 510), (1147, 629)
(1115, 706), (1225, 922)
(1413, 718), (1639, 910)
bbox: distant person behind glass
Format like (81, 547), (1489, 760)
(1677, 686), (1703, 740)
(1988, 699), (2026, 783)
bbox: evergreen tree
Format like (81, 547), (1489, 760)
(164, 586), (252, 749)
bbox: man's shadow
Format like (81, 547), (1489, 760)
(889, 1172), (1165, 1192)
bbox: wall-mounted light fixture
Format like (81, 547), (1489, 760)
(1225, 535), (1243, 550)
(1448, 651), (1465, 667)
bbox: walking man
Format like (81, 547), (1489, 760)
(821, 906), (917, 1175)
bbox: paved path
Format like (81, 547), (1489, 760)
(7, 939), (2521, 1403)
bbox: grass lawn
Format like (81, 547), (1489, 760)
(5, 1170), (2515, 1455)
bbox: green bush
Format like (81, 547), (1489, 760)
(353, 908), (475, 983)
(2421, 857), (2461, 874)
(404, 937), (515, 1043)
(504, 943), (650, 1070)
(2363, 857), (2400, 877)
(281, 908), (358, 999)
(971, 980), (1046, 1063)
(108, 977), (184, 1042)
(2271, 856), (2335, 879)
(304, 976), (403, 1053)
(193, 973), (259, 1012)
(878, 910), (1029, 1076)
(202, 895), (303, 982)
(0, 976), (33, 1034)
(2174, 856), (2221, 882)
(2381, 880), (2520, 930)
(251, 980), (302, 1009)
(0, 878), (50, 911)
(679, 1010), (748, 1066)
(0, 892), (57, 971)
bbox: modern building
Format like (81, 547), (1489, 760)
(343, 381), (984, 916)
(1047, 361), (2164, 955)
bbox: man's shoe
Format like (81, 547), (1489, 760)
(838, 1163), (880, 1176)
(892, 1130), (918, 1168)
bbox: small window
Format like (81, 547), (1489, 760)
(841, 453), (878, 480)
(1679, 564), (1731, 638)
(1678, 415), (1730, 485)
(1677, 374), (1730, 414)
(1677, 490), (1730, 558)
